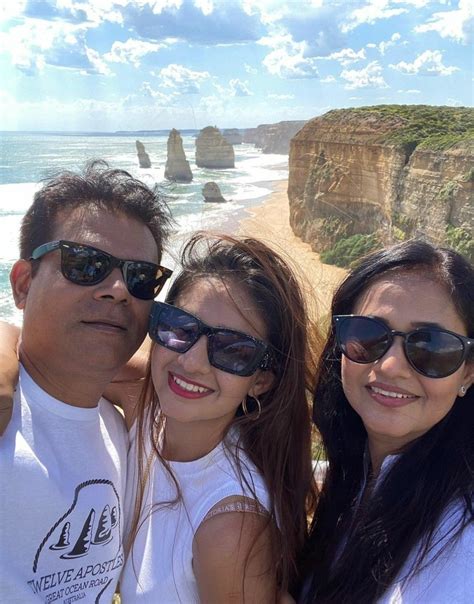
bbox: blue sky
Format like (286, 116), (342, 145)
(1, 0), (472, 131)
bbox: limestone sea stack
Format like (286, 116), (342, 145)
(195, 127), (235, 169)
(136, 140), (151, 168)
(164, 129), (193, 183)
(202, 182), (227, 203)
(222, 128), (243, 145)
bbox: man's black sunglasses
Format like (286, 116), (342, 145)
(30, 240), (173, 301)
(149, 301), (273, 377)
(334, 315), (473, 379)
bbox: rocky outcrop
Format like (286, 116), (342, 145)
(136, 140), (151, 168)
(222, 128), (243, 145)
(202, 182), (227, 203)
(288, 106), (473, 257)
(195, 127), (235, 169)
(243, 121), (307, 154)
(164, 129), (193, 182)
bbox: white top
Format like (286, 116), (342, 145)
(304, 454), (474, 603)
(120, 423), (271, 603)
(0, 365), (129, 604)
(376, 456), (474, 603)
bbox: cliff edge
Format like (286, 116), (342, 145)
(288, 105), (473, 265)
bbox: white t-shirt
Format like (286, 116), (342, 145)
(120, 423), (271, 603)
(303, 454), (474, 603)
(379, 488), (473, 602)
(0, 365), (129, 604)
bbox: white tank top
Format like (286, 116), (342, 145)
(120, 424), (271, 603)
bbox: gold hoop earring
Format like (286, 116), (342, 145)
(242, 396), (262, 421)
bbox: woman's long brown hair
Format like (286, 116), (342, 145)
(129, 232), (322, 593)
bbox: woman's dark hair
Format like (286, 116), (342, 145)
(132, 232), (322, 594)
(300, 239), (474, 603)
(20, 159), (172, 265)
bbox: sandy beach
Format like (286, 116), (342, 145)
(238, 180), (347, 321)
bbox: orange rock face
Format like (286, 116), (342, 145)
(288, 108), (473, 252)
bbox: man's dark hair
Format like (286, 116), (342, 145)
(20, 159), (172, 267)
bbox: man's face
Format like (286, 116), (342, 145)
(13, 206), (159, 380)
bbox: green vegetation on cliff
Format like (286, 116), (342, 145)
(325, 105), (474, 153)
(320, 233), (382, 268)
(445, 225), (474, 263)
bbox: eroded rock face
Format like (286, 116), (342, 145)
(222, 128), (243, 145)
(397, 146), (473, 241)
(202, 181), (227, 203)
(164, 129), (193, 183)
(195, 127), (235, 169)
(136, 140), (151, 168)
(243, 121), (306, 154)
(288, 107), (473, 252)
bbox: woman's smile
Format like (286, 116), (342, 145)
(168, 371), (214, 399)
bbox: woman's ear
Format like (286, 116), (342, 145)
(459, 362), (474, 396)
(248, 370), (275, 399)
(10, 260), (33, 310)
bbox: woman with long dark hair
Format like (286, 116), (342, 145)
(299, 240), (474, 603)
(112, 232), (320, 602)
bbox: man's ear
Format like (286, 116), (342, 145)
(248, 370), (275, 399)
(10, 260), (33, 310)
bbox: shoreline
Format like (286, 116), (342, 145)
(237, 180), (347, 318)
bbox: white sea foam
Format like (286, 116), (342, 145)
(0, 182), (40, 213)
(0, 135), (288, 322)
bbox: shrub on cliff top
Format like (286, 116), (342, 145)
(320, 233), (382, 268)
(326, 105), (474, 152)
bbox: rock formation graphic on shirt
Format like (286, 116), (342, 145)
(28, 479), (124, 603)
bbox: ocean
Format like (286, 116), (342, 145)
(0, 132), (288, 324)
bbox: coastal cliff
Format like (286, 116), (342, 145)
(243, 121), (307, 154)
(288, 106), (473, 264)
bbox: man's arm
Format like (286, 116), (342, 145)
(0, 321), (20, 435)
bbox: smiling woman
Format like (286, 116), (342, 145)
(299, 239), (474, 604)
(117, 232), (321, 603)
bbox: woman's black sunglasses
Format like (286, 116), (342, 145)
(30, 240), (173, 301)
(149, 302), (273, 377)
(334, 315), (473, 379)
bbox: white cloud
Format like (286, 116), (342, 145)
(322, 47), (366, 66)
(244, 63), (258, 74)
(378, 32), (401, 54)
(158, 63), (211, 93)
(85, 48), (112, 76)
(229, 78), (253, 96)
(397, 88), (421, 93)
(414, 0), (473, 43)
(137, 82), (176, 105)
(342, 0), (407, 33)
(340, 60), (388, 89)
(260, 34), (319, 79)
(390, 50), (459, 76)
(0, 19), (109, 75)
(104, 38), (166, 67)
(0, 1), (27, 20)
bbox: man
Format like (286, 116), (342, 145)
(0, 161), (172, 603)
